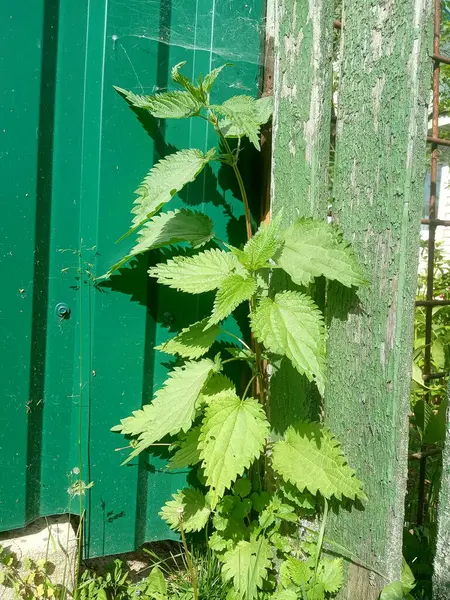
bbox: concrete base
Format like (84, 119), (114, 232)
(0, 516), (78, 599)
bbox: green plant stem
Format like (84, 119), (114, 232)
(179, 519), (199, 600)
(221, 329), (252, 351)
(242, 374), (259, 400)
(314, 498), (328, 585)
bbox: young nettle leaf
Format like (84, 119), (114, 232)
(167, 426), (201, 470)
(250, 291), (325, 393)
(275, 218), (368, 288)
(171, 61), (205, 102)
(105, 209), (215, 277)
(211, 96), (261, 150)
(222, 537), (272, 600)
(128, 148), (213, 233)
(114, 86), (201, 119)
(281, 556), (313, 589)
(157, 318), (220, 359)
(208, 274), (257, 327)
(199, 393), (270, 502)
(149, 248), (241, 294)
(160, 488), (211, 533)
(202, 63), (231, 93)
(112, 358), (218, 462)
(234, 217), (282, 271)
(271, 422), (367, 501)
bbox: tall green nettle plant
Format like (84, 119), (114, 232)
(106, 63), (368, 600)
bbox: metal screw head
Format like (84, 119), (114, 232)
(55, 303), (71, 319)
(162, 311), (174, 326)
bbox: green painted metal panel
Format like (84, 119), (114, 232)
(0, 0), (265, 557)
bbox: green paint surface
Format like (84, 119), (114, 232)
(269, 0), (334, 429)
(325, 1), (432, 598)
(0, 0), (265, 557)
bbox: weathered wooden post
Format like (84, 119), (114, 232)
(268, 0), (335, 428)
(433, 383), (450, 598)
(270, 0), (433, 597)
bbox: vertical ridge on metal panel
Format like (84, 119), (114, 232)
(325, 1), (432, 597)
(433, 383), (450, 598)
(269, 0), (334, 429)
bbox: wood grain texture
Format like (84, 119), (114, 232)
(325, 1), (433, 598)
(269, 0), (334, 430)
(433, 384), (450, 599)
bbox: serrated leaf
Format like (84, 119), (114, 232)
(105, 210), (215, 277)
(149, 248), (240, 293)
(255, 96), (273, 125)
(236, 218), (281, 270)
(250, 291), (325, 393)
(112, 359), (216, 462)
(272, 422), (367, 501)
(168, 426), (201, 470)
(284, 557), (313, 588)
(379, 581), (409, 600)
(160, 488), (211, 532)
(199, 393), (270, 501)
(275, 218), (367, 288)
(208, 274), (256, 326)
(203, 63), (231, 93)
(171, 61), (204, 101)
(222, 537), (272, 600)
(115, 86), (201, 118)
(212, 96), (261, 149)
(318, 558), (343, 594)
(198, 373), (236, 405)
(128, 149), (212, 232)
(157, 319), (221, 359)
(307, 584), (325, 600)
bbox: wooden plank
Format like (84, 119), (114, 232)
(268, 0), (335, 429)
(433, 384), (450, 598)
(325, 1), (433, 597)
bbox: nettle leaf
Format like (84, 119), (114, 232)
(157, 319), (221, 359)
(171, 61), (204, 101)
(255, 96), (274, 125)
(281, 557), (313, 589)
(318, 558), (343, 594)
(112, 358), (217, 462)
(106, 210), (215, 277)
(199, 393), (270, 502)
(222, 537), (272, 600)
(149, 248), (240, 293)
(115, 86), (201, 119)
(276, 218), (367, 288)
(208, 274), (257, 326)
(202, 63), (231, 93)
(198, 373), (236, 405)
(250, 291), (325, 393)
(235, 218), (281, 271)
(212, 95), (261, 149)
(168, 426), (201, 470)
(129, 149), (212, 232)
(272, 422), (367, 501)
(212, 94), (273, 150)
(160, 488), (211, 533)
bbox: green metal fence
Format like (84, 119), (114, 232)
(0, 0), (265, 558)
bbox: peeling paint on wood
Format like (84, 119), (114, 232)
(269, 0), (334, 429)
(433, 384), (450, 599)
(325, 1), (433, 598)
